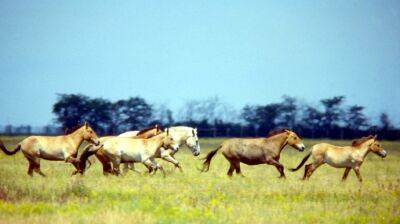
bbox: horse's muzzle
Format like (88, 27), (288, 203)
(296, 144), (306, 151)
(380, 151), (387, 158)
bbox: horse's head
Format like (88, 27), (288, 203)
(162, 128), (180, 151)
(368, 135), (387, 158)
(185, 128), (200, 156)
(81, 122), (101, 146)
(285, 130), (305, 151)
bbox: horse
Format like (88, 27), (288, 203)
(94, 130), (180, 176)
(290, 135), (387, 182)
(201, 129), (305, 177)
(76, 126), (201, 175)
(73, 125), (162, 175)
(120, 126), (201, 173)
(0, 122), (100, 176)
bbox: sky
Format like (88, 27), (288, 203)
(0, 1), (399, 126)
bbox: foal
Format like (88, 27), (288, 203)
(290, 135), (387, 182)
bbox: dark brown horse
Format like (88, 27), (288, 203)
(201, 129), (305, 177)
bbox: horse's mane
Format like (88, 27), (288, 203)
(266, 128), (290, 138)
(64, 124), (84, 135)
(351, 135), (374, 147)
(136, 125), (160, 135)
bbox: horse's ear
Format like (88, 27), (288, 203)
(192, 129), (195, 137)
(373, 134), (378, 140)
(84, 122), (88, 129)
(156, 124), (160, 131)
(166, 128), (169, 136)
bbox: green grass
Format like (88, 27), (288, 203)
(0, 137), (399, 223)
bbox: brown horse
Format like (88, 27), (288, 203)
(290, 135), (387, 182)
(0, 122), (100, 176)
(201, 129), (305, 177)
(73, 125), (162, 175)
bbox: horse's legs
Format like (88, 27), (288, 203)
(32, 159), (46, 177)
(151, 158), (165, 177)
(304, 162), (322, 180)
(266, 158), (285, 178)
(342, 168), (351, 181)
(162, 155), (182, 172)
(122, 163), (130, 174)
(353, 166), (363, 182)
(232, 161), (244, 177)
(27, 159), (34, 176)
(111, 158), (121, 176)
(227, 162), (235, 177)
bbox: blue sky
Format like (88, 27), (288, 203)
(0, 1), (399, 126)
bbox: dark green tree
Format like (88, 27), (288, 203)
(345, 105), (369, 131)
(113, 97), (153, 132)
(320, 96), (345, 135)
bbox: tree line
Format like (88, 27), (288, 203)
(49, 94), (399, 140)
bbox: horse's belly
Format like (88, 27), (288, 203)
(38, 148), (65, 161)
(325, 157), (352, 168)
(121, 152), (142, 162)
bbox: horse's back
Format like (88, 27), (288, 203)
(118, 131), (138, 137)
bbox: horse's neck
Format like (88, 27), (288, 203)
(175, 131), (189, 146)
(147, 134), (165, 154)
(353, 145), (370, 160)
(67, 129), (84, 151)
(265, 134), (288, 156)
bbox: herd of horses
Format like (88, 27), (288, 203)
(0, 122), (387, 182)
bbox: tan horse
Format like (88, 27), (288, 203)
(97, 130), (179, 176)
(290, 135), (387, 182)
(74, 125), (162, 175)
(201, 129), (305, 177)
(0, 122), (100, 176)
(122, 126), (201, 174)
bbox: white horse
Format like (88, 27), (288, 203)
(118, 126), (201, 172)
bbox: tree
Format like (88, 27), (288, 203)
(254, 103), (282, 133)
(320, 96), (345, 135)
(301, 105), (323, 137)
(241, 105), (258, 126)
(52, 94), (92, 129)
(345, 105), (369, 131)
(113, 97), (153, 132)
(85, 98), (113, 135)
(379, 113), (393, 131)
(276, 96), (297, 129)
(52, 94), (113, 134)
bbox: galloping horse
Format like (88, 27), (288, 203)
(290, 135), (387, 182)
(76, 126), (201, 175)
(0, 122), (100, 176)
(93, 130), (179, 176)
(201, 129), (305, 177)
(73, 125), (162, 175)
(120, 126), (201, 173)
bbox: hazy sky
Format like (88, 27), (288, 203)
(0, 1), (399, 126)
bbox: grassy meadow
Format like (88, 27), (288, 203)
(0, 137), (399, 223)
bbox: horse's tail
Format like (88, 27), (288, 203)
(75, 144), (99, 175)
(200, 146), (222, 172)
(289, 152), (311, 172)
(0, 139), (21, 155)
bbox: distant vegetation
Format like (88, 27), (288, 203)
(48, 94), (399, 139)
(1, 94), (398, 139)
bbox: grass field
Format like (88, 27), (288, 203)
(0, 137), (399, 223)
